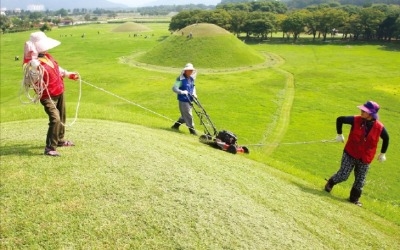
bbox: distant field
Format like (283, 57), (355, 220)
(1, 22), (399, 248)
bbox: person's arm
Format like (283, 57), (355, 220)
(192, 85), (197, 98)
(172, 80), (187, 95)
(59, 66), (79, 80)
(336, 116), (354, 134)
(380, 127), (389, 153)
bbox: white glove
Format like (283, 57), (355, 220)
(180, 90), (189, 95)
(29, 59), (40, 72)
(336, 134), (345, 143)
(378, 153), (386, 162)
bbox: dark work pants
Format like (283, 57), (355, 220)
(40, 94), (66, 150)
(330, 151), (370, 201)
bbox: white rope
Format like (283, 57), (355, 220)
(20, 63), (82, 127)
(247, 138), (337, 146)
(81, 80), (174, 122)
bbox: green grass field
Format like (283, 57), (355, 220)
(1, 22), (399, 248)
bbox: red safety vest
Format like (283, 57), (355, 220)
(344, 116), (383, 164)
(38, 53), (64, 99)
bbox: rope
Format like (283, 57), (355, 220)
(81, 80), (174, 122)
(80, 81), (338, 146)
(20, 62), (82, 127)
(247, 138), (337, 146)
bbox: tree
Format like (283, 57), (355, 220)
(358, 7), (386, 39)
(228, 10), (249, 36)
(281, 11), (307, 42)
(0, 15), (11, 33)
(317, 8), (348, 41)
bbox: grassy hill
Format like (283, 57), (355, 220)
(136, 23), (265, 68)
(1, 119), (399, 248)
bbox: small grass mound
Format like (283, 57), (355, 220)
(135, 23), (264, 69)
(111, 22), (152, 32)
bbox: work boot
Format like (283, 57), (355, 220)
(171, 122), (181, 130)
(189, 127), (198, 135)
(349, 187), (362, 205)
(324, 178), (335, 193)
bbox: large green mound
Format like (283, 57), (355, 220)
(135, 23), (265, 69)
(111, 22), (152, 32)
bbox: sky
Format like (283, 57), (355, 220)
(107, 0), (221, 7)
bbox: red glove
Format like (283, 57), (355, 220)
(68, 73), (79, 81)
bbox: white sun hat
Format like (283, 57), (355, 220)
(182, 63), (195, 71)
(29, 31), (61, 53)
(180, 63), (197, 79)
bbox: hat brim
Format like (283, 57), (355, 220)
(357, 105), (371, 114)
(35, 37), (61, 53)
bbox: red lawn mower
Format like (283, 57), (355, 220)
(191, 96), (249, 154)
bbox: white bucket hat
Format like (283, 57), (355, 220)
(182, 63), (195, 71)
(29, 31), (60, 53)
(180, 63), (197, 79)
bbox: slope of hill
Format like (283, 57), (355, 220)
(1, 119), (399, 248)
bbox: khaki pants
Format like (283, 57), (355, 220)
(40, 94), (66, 150)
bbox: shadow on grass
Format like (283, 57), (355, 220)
(290, 179), (353, 205)
(0, 144), (43, 156)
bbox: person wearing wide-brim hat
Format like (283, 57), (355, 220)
(23, 31), (79, 156)
(324, 101), (390, 206)
(171, 63), (198, 135)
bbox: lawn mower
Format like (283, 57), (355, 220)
(190, 95), (249, 154)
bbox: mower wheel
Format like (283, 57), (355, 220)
(199, 134), (209, 143)
(242, 146), (250, 154)
(227, 145), (237, 154)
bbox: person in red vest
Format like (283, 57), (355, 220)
(324, 101), (389, 206)
(23, 31), (79, 156)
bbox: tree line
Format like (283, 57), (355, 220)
(1, 0), (399, 42)
(170, 1), (400, 42)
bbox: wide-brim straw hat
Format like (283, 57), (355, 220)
(30, 31), (60, 53)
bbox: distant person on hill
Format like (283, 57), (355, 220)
(324, 101), (389, 207)
(23, 31), (79, 156)
(171, 63), (198, 135)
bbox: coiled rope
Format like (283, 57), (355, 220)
(20, 62), (82, 127)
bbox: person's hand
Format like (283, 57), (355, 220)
(180, 90), (189, 95)
(336, 134), (345, 143)
(67, 72), (79, 81)
(30, 59), (40, 68)
(377, 153), (386, 163)
(29, 59), (40, 72)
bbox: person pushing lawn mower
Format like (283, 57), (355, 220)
(170, 63), (248, 154)
(171, 63), (198, 135)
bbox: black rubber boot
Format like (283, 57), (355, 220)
(324, 178), (335, 193)
(171, 122), (181, 130)
(189, 127), (198, 135)
(349, 187), (362, 204)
